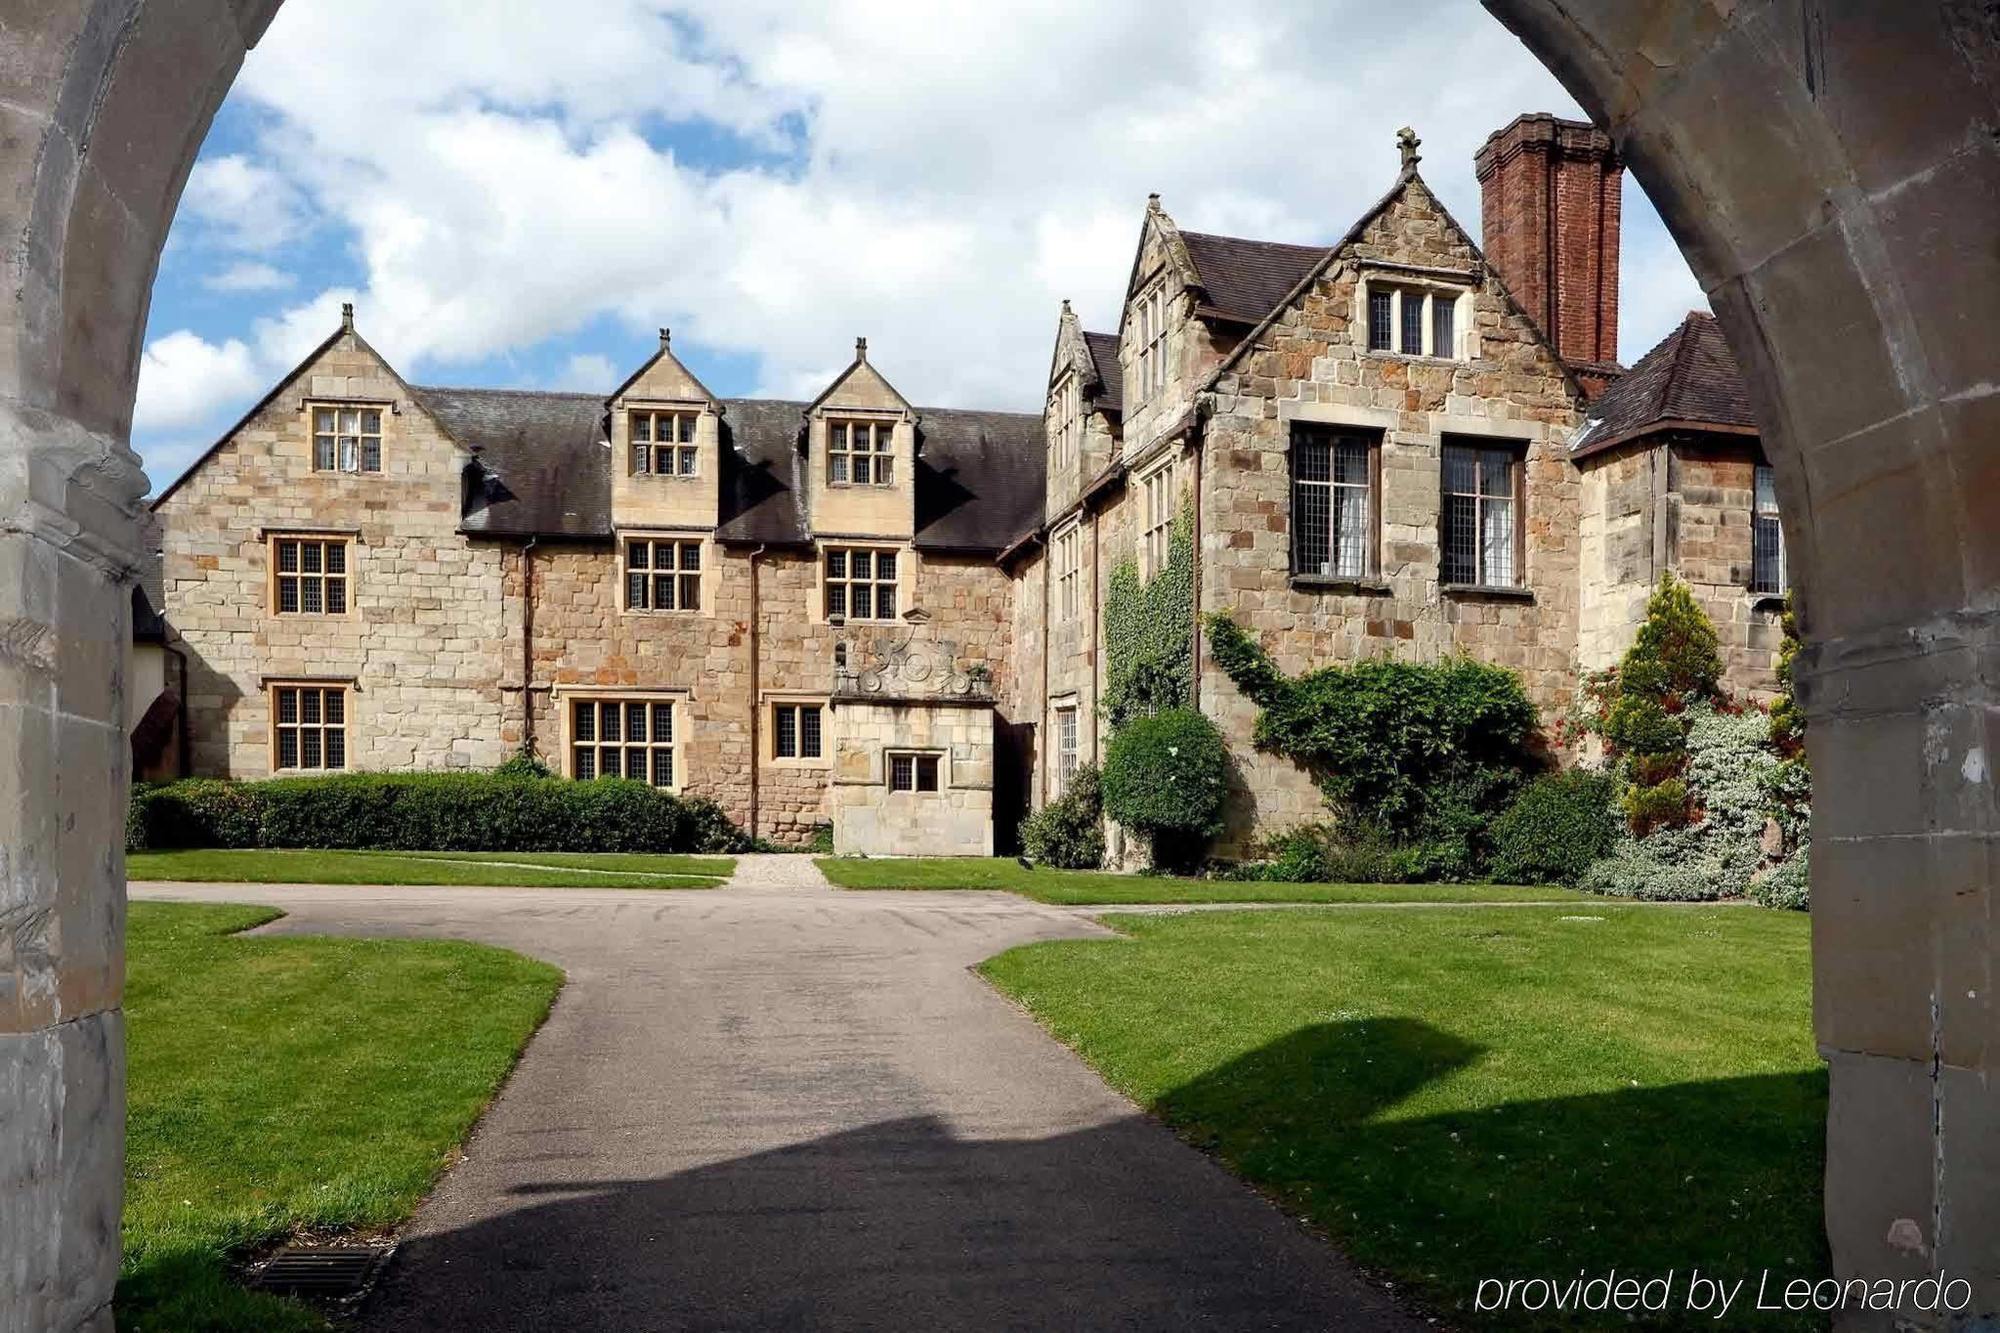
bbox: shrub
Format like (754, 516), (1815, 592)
(125, 771), (747, 854)
(1021, 765), (1105, 869)
(1769, 592), (1806, 755)
(806, 822), (835, 855)
(1229, 824), (1462, 884)
(1751, 846), (1810, 911)
(494, 747), (553, 780)
(1101, 709), (1227, 869)
(1488, 771), (1621, 886)
(1206, 615), (1540, 860)
(1598, 574), (1725, 834)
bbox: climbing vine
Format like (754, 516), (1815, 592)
(1102, 504), (1194, 729)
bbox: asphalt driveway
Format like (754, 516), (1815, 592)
(132, 856), (1421, 1331)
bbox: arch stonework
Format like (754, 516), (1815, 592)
(0, 1), (1992, 1328)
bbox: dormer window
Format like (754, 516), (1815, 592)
(311, 405), (383, 473)
(1133, 284), (1170, 403)
(630, 409), (697, 476)
(1366, 284), (1467, 360)
(829, 420), (894, 486)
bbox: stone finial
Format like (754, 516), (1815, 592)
(855, 336), (868, 361)
(1397, 126), (1422, 170)
(341, 301), (355, 331)
(1061, 298), (1072, 313)
(659, 327), (671, 348)
(1146, 192), (1162, 213)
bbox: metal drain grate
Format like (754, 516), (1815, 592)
(253, 1244), (390, 1298)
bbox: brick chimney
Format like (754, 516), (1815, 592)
(1475, 113), (1623, 389)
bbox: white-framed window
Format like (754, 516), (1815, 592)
(1291, 427), (1377, 579)
(1366, 286), (1466, 360)
(829, 419), (894, 486)
(888, 750), (943, 793)
(568, 696), (678, 788)
(1050, 373), (1081, 473)
(1140, 460), (1176, 577)
(1442, 441), (1522, 588)
(773, 701), (824, 760)
(271, 535), (351, 615)
(271, 683), (348, 771)
(1053, 522), (1081, 622)
(1752, 464), (1788, 596)
(311, 404), (384, 473)
(625, 538), (702, 612)
(825, 546), (898, 622)
(630, 409), (698, 476)
(1133, 284), (1170, 403)
(1055, 705), (1079, 793)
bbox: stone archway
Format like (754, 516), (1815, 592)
(2, 3), (1993, 1327)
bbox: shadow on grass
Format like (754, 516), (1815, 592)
(352, 1021), (1827, 1332)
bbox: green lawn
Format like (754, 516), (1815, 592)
(815, 856), (1580, 904)
(129, 848), (735, 889)
(120, 901), (562, 1332)
(983, 906), (1824, 1329)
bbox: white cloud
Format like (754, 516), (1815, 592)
(563, 353), (620, 391)
(203, 261), (294, 294)
(139, 0), (1707, 473)
(134, 331), (263, 435)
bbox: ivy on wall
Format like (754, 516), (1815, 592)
(1101, 505), (1194, 729)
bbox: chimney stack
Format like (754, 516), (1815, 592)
(1474, 113), (1623, 382)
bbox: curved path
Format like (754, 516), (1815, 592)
(132, 857), (1421, 1331)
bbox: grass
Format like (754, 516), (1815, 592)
(128, 847), (735, 889)
(815, 856), (1581, 904)
(982, 905), (1824, 1329)
(119, 901), (562, 1332)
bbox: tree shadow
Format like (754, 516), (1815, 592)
(356, 1019), (1827, 1331)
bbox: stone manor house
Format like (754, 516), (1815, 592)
(140, 113), (1785, 856)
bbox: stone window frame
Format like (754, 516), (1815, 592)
(557, 687), (686, 791)
(621, 532), (707, 614)
(886, 748), (947, 794)
(1751, 462), (1789, 598)
(306, 401), (388, 474)
(768, 696), (829, 766)
(826, 417), (897, 487)
(1049, 371), (1081, 474)
(1137, 456), (1177, 579)
(1439, 435), (1528, 592)
(1052, 702), (1080, 794)
(1131, 280), (1171, 405)
(1288, 424), (1382, 583)
(628, 407), (700, 477)
(266, 531), (356, 618)
(819, 543), (904, 624)
(268, 679), (351, 773)
(1356, 270), (1476, 363)
(1052, 519), (1082, 623)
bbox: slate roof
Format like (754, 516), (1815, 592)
(417, 386), (612, 538)
(1570, 312), (1758, 458)
(1179, 230), (1331, 326)
(426, 384), (1042, 553)
(1082, 331), (1124, 418)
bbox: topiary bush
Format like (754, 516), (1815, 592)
(1488, 770), (1621, 886)
(1101, 709), (1227, 870)
(1021, 764), (1105, 869)
(1599, 573), (1724, 834)
(1206, 614), (1540, 866)
(125, 771), (747, 854)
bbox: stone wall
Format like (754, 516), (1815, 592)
(830, 700), (994, 856)
(155, 329), (512, 777)
(1197, 175), (1584, 849)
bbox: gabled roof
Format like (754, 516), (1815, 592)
(707, 396), (1043, 552)
(423, 386), (611, 538)
(1179, 231), (1331, 325)
(1082, 331), (1124, 418)
(1569, 312), (1758, 458)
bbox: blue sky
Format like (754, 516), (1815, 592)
(135, 0), (1707, 494)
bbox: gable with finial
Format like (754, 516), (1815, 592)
(608, 326), (721, 409)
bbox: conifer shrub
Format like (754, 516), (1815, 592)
(1101, 709), (1227, 870)
(1020, 765), (1106, 870)
(1600, 573), (1724, 834)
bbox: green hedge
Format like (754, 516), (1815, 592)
(1102, 709), (1228, 870)
(127, 772), (747, 855)
(1488, 770), (1622, 886)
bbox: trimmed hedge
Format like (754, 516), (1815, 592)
(1488, 771), (1621, 887)
(1101, 709), (1228, 870)
(127, 772), (747, 855)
